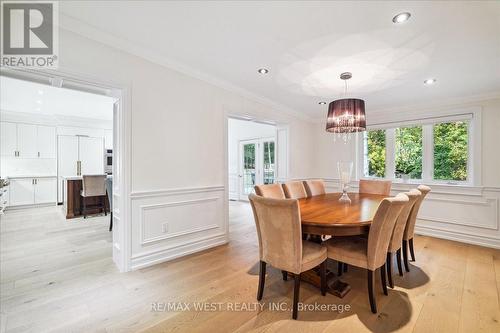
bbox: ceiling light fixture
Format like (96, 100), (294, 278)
(325, 72), (366, 143)
(318, 101), (327, 105)
(392, 12), (411, 24)
(257, 68), (269, 74)
(424, 78), (437, 85)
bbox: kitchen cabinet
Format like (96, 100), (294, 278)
(0, 122), (56, 158)
(57, 135), (104, 202)
(8, 177), (57, 206)
(37, 126), (57, 158)
(1, 122), (17, 157)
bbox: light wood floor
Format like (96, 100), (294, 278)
(1, 202), (499, 333)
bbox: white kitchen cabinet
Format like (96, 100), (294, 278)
(34, 178), (57, 204)
(37, 126), (56, 158)
(17, 124), (38, 158)
(1, 122), (17, 157)
(79, 136), (104, 175)
(8, 177), (57, 206)
(104, 129), (113, 150)
(0, 122), (56, 158)
(9, 178), (35, 206)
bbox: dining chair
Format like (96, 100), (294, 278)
(282, 181), (307, 199)
(402, 185), (431, 272)
(303, 179), (326, 197)
(254, 183), (285, 199)
(359, 179), (392, 196)
(326, 193), (408, 313)
(105, 177), (113, 231)
(81, 175), (107, 218)
(248, 193), (327, 320)
(386, 189), (421, 288)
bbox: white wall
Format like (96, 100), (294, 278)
(55, 29), (316, 270)
(311, 97), (500, 248)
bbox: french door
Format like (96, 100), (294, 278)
(239, 138), (275, 200)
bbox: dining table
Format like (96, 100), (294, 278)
(296, 192), (387, 298)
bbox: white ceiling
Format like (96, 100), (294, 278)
(59, 1), (500, 119)
(0, 77), (114, 120)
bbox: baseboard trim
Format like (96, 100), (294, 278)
(414, 225), (500, 249)
(130, 234), (228, 270)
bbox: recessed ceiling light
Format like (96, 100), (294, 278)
(424, 78), (437, 85)
(392, 12), (411, 24)
(318, 101), (327, 105)
(257, 68), (269, 74)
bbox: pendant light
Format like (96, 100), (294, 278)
(325, 72), (366, 143)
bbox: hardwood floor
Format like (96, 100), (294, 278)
(1, 202), (499, 332)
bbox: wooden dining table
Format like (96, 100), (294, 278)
(296, 192), (387, 297)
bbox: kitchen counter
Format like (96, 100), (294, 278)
(63, 175), (112, 181)
(6, 175), (57, 179)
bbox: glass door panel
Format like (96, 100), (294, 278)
(262, 140), (275, 184)
(241, 142), (256, 196)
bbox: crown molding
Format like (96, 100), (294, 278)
(58, 13), (314, 123)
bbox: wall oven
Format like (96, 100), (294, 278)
(105, 149), (113, 174)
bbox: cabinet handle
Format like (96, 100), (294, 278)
(38, 152), (40, 158)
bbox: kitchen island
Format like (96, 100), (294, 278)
(63, 175), (111, 219)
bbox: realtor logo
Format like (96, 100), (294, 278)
(1, 1), (58, 68)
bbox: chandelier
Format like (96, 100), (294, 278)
(325, 72), (366, 143)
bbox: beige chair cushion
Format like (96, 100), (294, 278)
(282, 181), (307, 199)
(303, 179), (326, 197)
(81, 175), (107, 197)
(404, 185), (431, 241)
(327, 193), (409, 271)
(388, 189), (421, 253)
(254, 183), (285, 199)
(326, 236), (369, 269)
(359, 179), (392, 196)
(249, 194), (326, 274)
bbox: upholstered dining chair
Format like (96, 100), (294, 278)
(248, 194), (327, 320)
(359, 179), (392, 196)
(81, 175), (107, 218)
(386, 189), (421, 288)
(303, 179), (326, 197)
(254, 183), (285, 199)
(402, 185), (431, 272)
(326, 193), (409, 313)
(282, 181), (307, 199)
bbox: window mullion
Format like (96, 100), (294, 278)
(385, 128), (395, 180)
(422, 124), (433, 183)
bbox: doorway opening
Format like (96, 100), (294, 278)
(228, 118), (277, 201)
(0, 68), (129, 272)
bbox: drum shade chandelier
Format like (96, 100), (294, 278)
(325, 72), (366, 143)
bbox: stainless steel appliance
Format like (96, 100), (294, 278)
(105, 149), (113, 174)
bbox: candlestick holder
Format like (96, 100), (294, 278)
(337, 161), (353, 203)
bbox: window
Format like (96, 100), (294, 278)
(365, 129), (386, 177)
(433, 121), (468, 181)
(263, 141), (275, 184)
(363, 117), (472, 184)
(395, 126), (422, 179)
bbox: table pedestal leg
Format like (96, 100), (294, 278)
(288, 263), (351, 298)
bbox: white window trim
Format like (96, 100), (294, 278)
(358, 107), (482, 187)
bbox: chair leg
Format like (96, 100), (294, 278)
(109, 212), (113, 232)
(337, 261), (343, 276)
(343, 263), (348, 272)
(367, 270), (377, 313)
(103, 196), (107, 216)
(83, 197), (87, 218)
(386, 252), (394, 288)
(320, 261), (326, 296)
(402, 240), (410, 272)
(409, 238), (416, 261)
(380, 264), (388, 296)
(257, 261), (266, 301)
(293, 273), (301, 320)
(282, 270), (288, 281)
(396, 249), (403, 276)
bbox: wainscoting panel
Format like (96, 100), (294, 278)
(130, 185), (227, 270)
(319, 179), (500, 249)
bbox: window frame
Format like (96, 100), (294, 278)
(359, 109), (481, 186)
